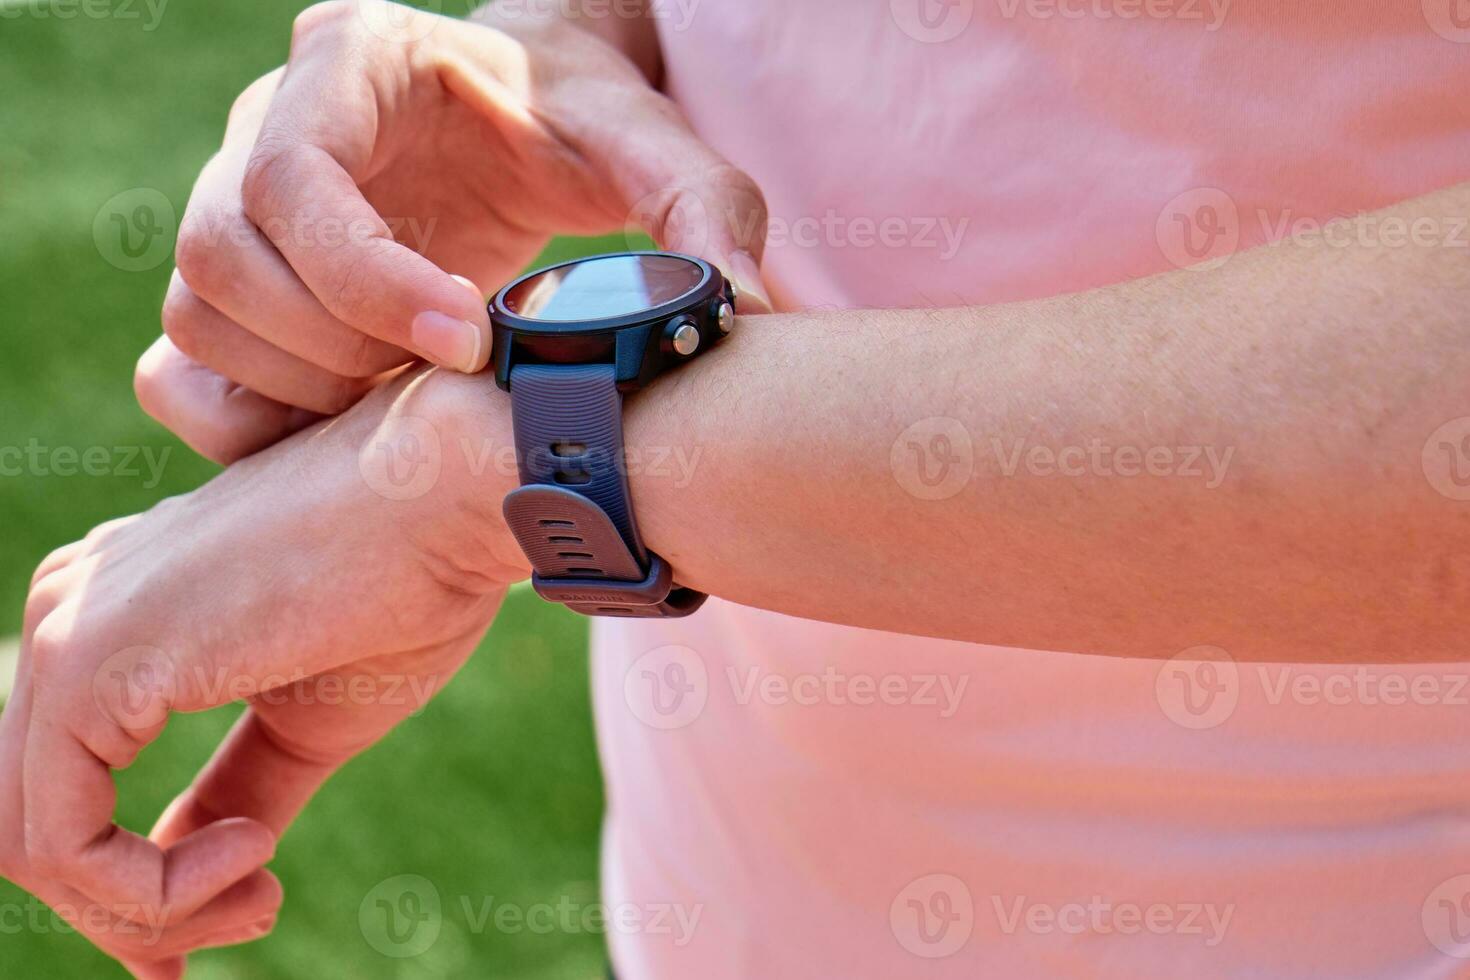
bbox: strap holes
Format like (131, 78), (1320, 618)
(551, 441), (587, 458)
(539, 520), (575, 528)
(547, 536), (583, 544)
(597, 606), (634, 615)
(567, 567), (602, 576)
(558, 552), (595, 560)
(554, 470), (592, 486)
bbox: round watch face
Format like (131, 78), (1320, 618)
(501, 253), (706, 323)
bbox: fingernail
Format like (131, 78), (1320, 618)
(450, 274), (484, 301)
(411, 311), (487, 373)
(727, 250), (772, 314)
(202, 916), (275, 948)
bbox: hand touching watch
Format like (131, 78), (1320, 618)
(139, 0), (770, 465)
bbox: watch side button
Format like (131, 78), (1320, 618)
(670, 319), (701, 356)
(715, 300), (735, 335)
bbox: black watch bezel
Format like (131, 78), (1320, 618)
(488, 251), (734, 392)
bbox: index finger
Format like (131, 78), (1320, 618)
(19, 627), (275, 918)
(240, 6), (491, 372)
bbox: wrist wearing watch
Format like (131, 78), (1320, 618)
(488, 251), (735, 618)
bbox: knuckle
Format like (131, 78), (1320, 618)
(173, 210), (232, 297)
(326, 328), (388, 378)
(182, 417), (247, 467)
(22, 584), (64, 642)
(239, 138), (296, 227)
(703, 164), (768, 249)
(83, 515), (138, 550)
(193, 414), (259, 466)
(24, 836), (67, 880)
(315, 378), (367, 415)
(29, 544), (74, 590)
(25, 616), (73, 687)
(326, 236), (393, 321)
(133, 347), (244, 465)
(228, 69), (281, 127)
(158, 282), (207, 359)
(132, 352), (168, 425)
(291, 0), (356, 49)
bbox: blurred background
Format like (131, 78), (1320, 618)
(0, 1), (620, 976)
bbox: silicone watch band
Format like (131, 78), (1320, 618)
(501, 363), (706, 618)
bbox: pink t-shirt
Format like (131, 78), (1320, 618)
(593, 4), (1470, 976)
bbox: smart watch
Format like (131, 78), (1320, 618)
(488, 251), (736, 618)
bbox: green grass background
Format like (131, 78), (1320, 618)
(0, 1), (618, 976)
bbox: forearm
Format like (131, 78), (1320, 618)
(626, 182), (1470, 662)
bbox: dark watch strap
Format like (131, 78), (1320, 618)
(501, 363), (706, 618)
